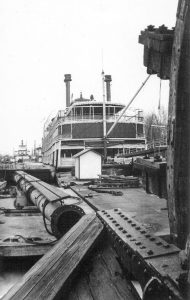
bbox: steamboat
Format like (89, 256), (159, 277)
(42, 74), (146, 169)
(1, 1), (190, 298)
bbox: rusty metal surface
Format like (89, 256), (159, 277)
(98, 209), (178, 259)
(97, 208), (186, 300)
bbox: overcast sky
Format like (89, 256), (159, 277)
(0, 0), (178, 154)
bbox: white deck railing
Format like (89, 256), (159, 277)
(147, 137), (167, 149)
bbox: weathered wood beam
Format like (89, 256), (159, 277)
(167, 0), (190, 248)
(2, 214), (104, 300)
(0, 243), (52, 257)
(118, 146), (167, 158)
(67, 241), (140, 300)
(134, 157), (166, 171)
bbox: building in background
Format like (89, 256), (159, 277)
(74, 149), (102, 180)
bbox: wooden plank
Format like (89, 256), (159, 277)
(3, 214), (103, 300)
(3, 209), (41, 217)
(134, 157), (165, 171)
(118, 146), (167, 158)
(167, 0), (190, 247)
(68, 277), (94, 300)
(67, 242), (140, 300)
(0, 244), (52, 257)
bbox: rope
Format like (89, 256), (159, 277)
(0, 207), (6, 214)
(42, 199), (54, 235)
(12, 234), (57, 245)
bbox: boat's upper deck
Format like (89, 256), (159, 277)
(65, 101), (125, 121)
(44, 100), (144, 136)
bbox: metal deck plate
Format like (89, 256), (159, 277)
(98, 208), (179, 259)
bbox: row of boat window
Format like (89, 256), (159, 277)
(60, 148), (145, 158)
(69, 106), (121, 117)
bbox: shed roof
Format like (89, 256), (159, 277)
(73, 149), (102, 158)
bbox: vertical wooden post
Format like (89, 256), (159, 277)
(167, 0), (190, 248)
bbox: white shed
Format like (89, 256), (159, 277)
(73, 149), (102, 180)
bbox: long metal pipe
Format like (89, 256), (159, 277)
(14, 173), (85, 238)
(106, 74), (151, 137)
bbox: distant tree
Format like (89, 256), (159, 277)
(144, 106), (167, 144)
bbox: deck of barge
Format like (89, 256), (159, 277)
(0, 186), (169, 258)
(71, 185), (169, 237)
(0, 182), (170, 299)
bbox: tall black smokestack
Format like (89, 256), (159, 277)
(104, 75), (112, 102)
(64, 74), (72, 107)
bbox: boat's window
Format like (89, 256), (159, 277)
(58, 126), (61, 135)
(109, 107), (114, 115)
(130, 148), (136, 153)
(75, 107), (82, 116)
(107, 148), (115, 158)
(94, 107), (102, 116)
(83, 107), (90, 116)
(61, 150), (72, 157)
(118, 148), (123, 155)
(115, 107), (122, 114)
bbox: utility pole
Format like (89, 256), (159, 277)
(167, 0), (190, 248)
(138, 3), (190, 248)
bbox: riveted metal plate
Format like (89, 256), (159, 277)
(97, 208), (184, 299)
(97, 208), (179, 259)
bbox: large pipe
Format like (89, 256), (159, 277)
(14, 173), (85, 239)
(104, 75), (112, 102)
(64, 74), (72, 107)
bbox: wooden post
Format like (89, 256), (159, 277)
(167, 0), (190, 248)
